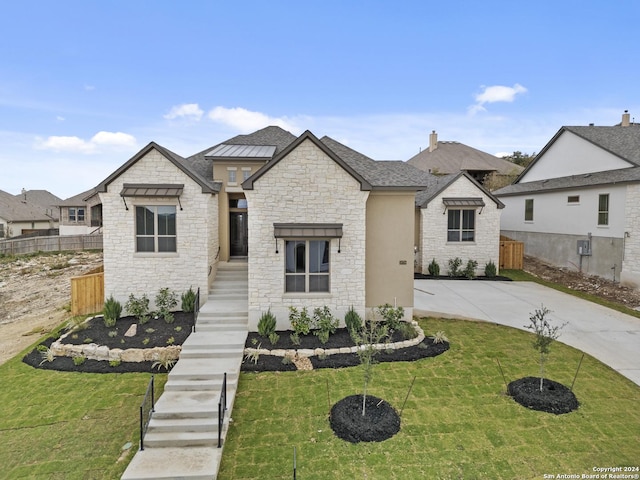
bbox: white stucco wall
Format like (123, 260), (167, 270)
(419, 176), (501, 276)
(521, 131), (633, 182)
(100, 149), (218, 309)
(244, 138), (369, 331)
(499, 185), (627, 238)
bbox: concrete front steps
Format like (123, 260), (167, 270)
(121, 261), (248, 480)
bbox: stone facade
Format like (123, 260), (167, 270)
(245, 139), (369, 330)
(100, 149), (218, 308)
(419, 175), (501, 276)
(622, 184), (640, 288)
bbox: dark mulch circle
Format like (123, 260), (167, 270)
(330, 394), (400, 443)
(22, 312), (194, 374)
(508, 376), (579, 414)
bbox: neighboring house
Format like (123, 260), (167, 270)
(58, 189), (103, 235)
(495, 111), (640, 287)
(414, 172), (504, 276)
(407, 130), (523, 186)
(0, 189), (60, 238)
(95, 126), (504, 330)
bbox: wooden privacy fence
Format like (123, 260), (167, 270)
(0, 234), (103, 255)
(71, 267), (105, 315)
(499, 238), (524, 270)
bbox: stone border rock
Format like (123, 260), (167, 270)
(50, 318), (182, 363)
(244, 320), (425, 359)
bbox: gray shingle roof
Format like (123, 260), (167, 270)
(319, 136), (435, 189)
(407, 141), (523, 176)
(563, 125), (640, 166)
(495, 166), (640, 196)
(0, 189), (58, 222)
(14, 190), (62, 209)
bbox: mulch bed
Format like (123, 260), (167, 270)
(243, 327), (450, 372)
(22, 313), (194, 374)
(414, 273), (512, 281)
(508, 376), (579, 414)
(330, 394), (401, 443)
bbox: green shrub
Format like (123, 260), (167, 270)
(155, 288), (178, 323)
(289, 306), (312, 336)
(268, 332), (280, 345)
(313, 306), (338, 344)
(376, 303), (405, 333)
(485, 260), (497, 278)
(344, 306), (362, 335)
(464, 259), (478, 279)
(289, 332), (301, 345)
(125, 293), (150, 324)
(181, 287), (197, 313)
(428, 258), (440, 276)
(257, 309), (277, 338)
(103, 295), (122, 327)
(432, 331), (449, 344)
(397, 321), (417, 340)
(73, 356), (86, 366)
(447, 257), (463, 277)
(108, 329), (118, 338)
(109, 360), (121, 367)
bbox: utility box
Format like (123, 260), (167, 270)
(577, 240), (591, 256)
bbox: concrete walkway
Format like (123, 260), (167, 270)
(121, 261), (248, 480)
(414, 279), (640, 386)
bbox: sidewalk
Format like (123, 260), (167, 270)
(414, 279), (640, 386)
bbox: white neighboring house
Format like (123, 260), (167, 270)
(415, 172), (504, 276)
(495, 111), (640, 287)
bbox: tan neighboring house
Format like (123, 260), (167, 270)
(58, 189), (103, 235)
(407, 130), (523, 187)
(0, 189), (60, 238)
(95, 126), (504, 330)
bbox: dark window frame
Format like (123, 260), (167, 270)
(284, 239), (330, 292)
(447, 209), (476, 242)
(135, 205), (177, 253)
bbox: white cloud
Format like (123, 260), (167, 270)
(164, 103), (204, 121)
(35, 131), (137, 153)
(469, 83), (528, 114)
(56, 116), (65, 122)
(207, 106), (299, 134)
(91, 131), (136, 147)
(84, 85), (95, 91)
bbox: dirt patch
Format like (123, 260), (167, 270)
(523, 255), (640, 309)
(0, 251), (103, 365)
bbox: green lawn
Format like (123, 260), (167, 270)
(0, 338), (165, 479)
(2, 318), (638, 479)
(218, 318), (640, 480)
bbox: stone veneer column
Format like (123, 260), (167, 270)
(245, 139), (369, 330)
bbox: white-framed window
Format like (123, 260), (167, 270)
(285, 240), (330, 292)
(69, 207), (85, 222)
(524, 199), (534, 222)
(227, 168), (237, 185)
(447, 209), (475, 242)
(242, 168), (252, 181)
(598, 194), (609, 226)
(135, 205), (177, 252)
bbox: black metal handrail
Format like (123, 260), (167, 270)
(193, 287), (200, 333)
(218, 372), (227, 448)
(139, 375), (155, 451)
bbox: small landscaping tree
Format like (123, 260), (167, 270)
(427, 258), (440, 276)
(257, 309), (277, 338)
(463, 259), (478, 279)
(484, 260), (497, 278)
(313, 306), (338, 344)
(181, 287), (197, 313)
(447, 257), (463, 277)
(103, 295), (122, 327)
(125, 293), (150, 324)
(352, 319), (390, 416)
(525, 305), (567, 392)
(344, 306), (362, 338)
(155, 288), (178, 323)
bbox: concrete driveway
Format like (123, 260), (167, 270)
(414, 279), (640, 386)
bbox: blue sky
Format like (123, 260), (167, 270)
(1, 0), (638, 199)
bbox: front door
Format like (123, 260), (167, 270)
(229, 212), (248, 256)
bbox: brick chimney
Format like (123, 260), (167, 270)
(429, 130), (438, 152)
(622, 110), (631, 127)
